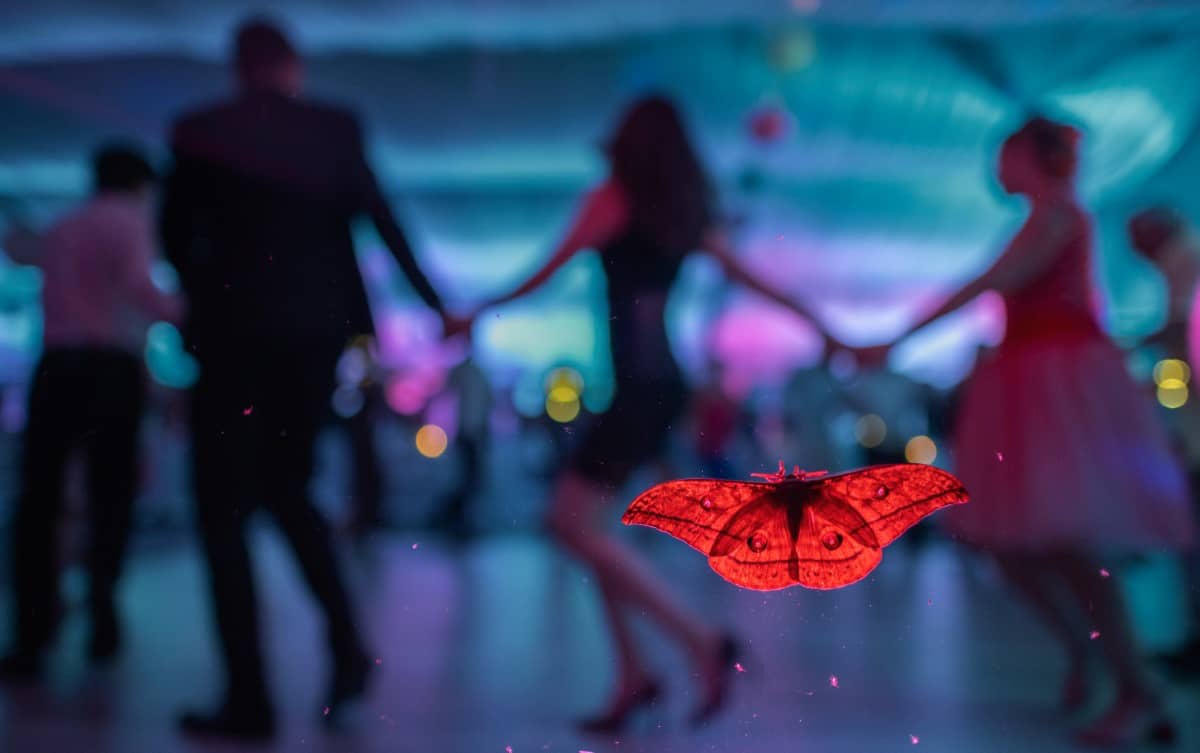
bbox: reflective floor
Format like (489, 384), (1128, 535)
(1, 523), (1197, 753)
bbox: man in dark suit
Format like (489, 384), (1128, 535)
(162, 18), (454, 741)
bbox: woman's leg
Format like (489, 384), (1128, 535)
(994, 552), (1090, 706)
(1046, 550), (1175, 745)
(547, 472), (722, 691)
(1051, 551), (1156, 702)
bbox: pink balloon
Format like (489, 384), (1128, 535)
(747, 106), (791, 144)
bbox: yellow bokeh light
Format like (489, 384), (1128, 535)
(855, 414), (887, 448)
(546, 366), (584, 393)
(546, 398), (580, 423)
(415, 424), (448, 458)
(1153, 359), (1191, 387)
(905, 435), (937, 465)
(546, 385), (581, 423)
(1158, 383), (1189, 409)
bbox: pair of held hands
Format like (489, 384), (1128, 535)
(822, 333), (892, 371)
(441, 312), (473, 339)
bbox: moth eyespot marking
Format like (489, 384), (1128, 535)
(747, 532), (769, 552)
(700, 498), (714, 510)
(874, 485), (889, 499)
(820, 529), (844, 550)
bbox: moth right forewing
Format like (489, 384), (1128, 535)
(791, 506), (883, 590)
(810, 495), (881, 549)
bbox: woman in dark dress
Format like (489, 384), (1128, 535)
(468, 96), (840, 730)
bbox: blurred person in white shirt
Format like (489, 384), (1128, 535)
(0, 144), (181, 681)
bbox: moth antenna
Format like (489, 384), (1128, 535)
(750, 460), (791, 482)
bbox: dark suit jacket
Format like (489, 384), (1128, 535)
(162, 89), (442, 355)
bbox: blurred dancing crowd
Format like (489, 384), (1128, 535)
(1, 15), (1198, 750)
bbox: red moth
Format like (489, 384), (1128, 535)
(622, 462), (968, 590)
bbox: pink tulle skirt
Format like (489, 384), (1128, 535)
(942, 332), (1196, 553)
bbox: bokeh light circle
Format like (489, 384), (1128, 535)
(545, 385), (581, 423)
(1158, 382), (1189, 409)
(855, 413), (887, 448)
(415, 424), (448, 458)
(545, 366), (584, 393)
(904, 435), (937, 464)
(331, 386), (365, 418)
(1153, 358), (1191, 387)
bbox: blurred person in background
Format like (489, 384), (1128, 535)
(780, 367), (843, 473)
(0, 145), (181, 680)
(429, 335), (492, 539)
(465, 95), (844, 732)
(337, 335), (386, 537)
(842, 369), (934, 467)
(161, 17), (457, 741)
(691, 357), (738, 478)
(859, 117), (1194, 746)
(1130, 208), (1197, 362)
(1129, 206), (1200, 676)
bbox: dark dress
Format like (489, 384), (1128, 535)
(571, 226), (688, 485)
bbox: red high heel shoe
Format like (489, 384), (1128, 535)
(1076, 695), (1176, 748)
(1060, 664), (1090, 714)
(691, 634), (744, 726)
(578, 678), (663, 734)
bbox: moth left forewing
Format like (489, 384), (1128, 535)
(705, 494), (799, 591)
(622, 479), (773, 555)
(815, 464), (968, 548)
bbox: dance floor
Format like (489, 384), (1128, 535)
(1, 522), (1197, 753)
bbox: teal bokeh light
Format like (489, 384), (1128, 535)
(144, 321), (198, 389)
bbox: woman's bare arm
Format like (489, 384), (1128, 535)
(896, 204), (1077, 343)
(702, 229), (844, 351)
(481, 181), (628, 310)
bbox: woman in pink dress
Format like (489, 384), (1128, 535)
(863, 117), (1194, 746)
